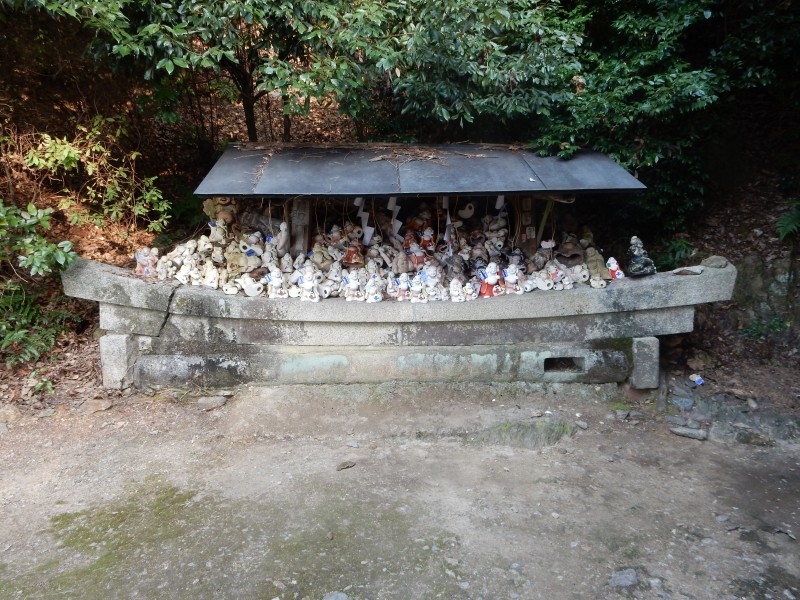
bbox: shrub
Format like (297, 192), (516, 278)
(22, 115), (170, 233)
(0, 198), (76, 277)
(0, 282), (75, 367)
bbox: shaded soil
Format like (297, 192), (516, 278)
(1, 383), (798, 600)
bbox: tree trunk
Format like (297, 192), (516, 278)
(242, 94), (258, 142)
(282, 113), (291, 143)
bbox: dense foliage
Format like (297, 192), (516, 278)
(7, 0), (796, 229)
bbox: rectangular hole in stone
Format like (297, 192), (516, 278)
(543, 356), (586, 373)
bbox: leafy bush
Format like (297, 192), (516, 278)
(22, 115), (170, 232)
(0, 198), (76, 277)
(0, 282), (75, 367)
(0, 197), (78, 367)
(653, 237), (697, 271)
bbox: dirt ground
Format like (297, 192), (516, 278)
(1, 381), (798, 600)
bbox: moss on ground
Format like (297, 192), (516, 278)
(0, 476), (466, 599)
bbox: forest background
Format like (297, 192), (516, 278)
(0, 0), (798, 402)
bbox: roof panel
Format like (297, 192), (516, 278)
(194, 144), (645, 197)
(521, 151), (647, 192)
(254, 147), (400, 196)
(398, 145), (546, 194)
(193, 147), (265, 196)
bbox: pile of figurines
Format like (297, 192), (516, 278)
(134, 198), (656, 303)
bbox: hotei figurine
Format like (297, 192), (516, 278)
(626, 236), (657, 276)
(479, 262), (505, 298)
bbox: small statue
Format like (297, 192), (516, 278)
(584, 247), (610, 281)
(365, 278), (383, 303)
(208, 220), (228, 243)
(200, 258), (220, 289)
(450, 278), (466, 302)
(530, 239), (556, 272)
(408, 242), (426, 271)
(479, 262), (505, 298)
(626, 236), (657, 276)
(300, 264), (321, 303)
(409, 274), (427, 303)
(274, 221), (290, 258)
(503, 264), (524, 295)
(554, 234), (585, 267)
(344, 275), (365, 302)
(606, 257), (625, 279)
(279, 253), (294, 273)
(134, 247), (159, 278)
(393, 272), (411, 301)
(419, 227), (436, 251)
(266, 266), (288, 299)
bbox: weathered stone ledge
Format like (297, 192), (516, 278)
(62, 258), (736, 390)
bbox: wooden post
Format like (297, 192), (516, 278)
(289, 197), (311, 258)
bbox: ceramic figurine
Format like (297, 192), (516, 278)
(422, 265), (443, 300)
(342, 240), (364, 268)
(479, 262), (505, 298)
(419, 227), (436, 251)
(238, 238), (263, 258)
(174, 259), (194, 285)
(289, 254), (308, 285)
(222, 280), (240, 295)
(393, 272), (411, 301)
(410, 274), (427, 303)
(554, 234), (585, 267)
(584, 247), (610, 280)
(200, 259), (220, 289)
(531, 239), (555, 272)
(530, 271), (554, 291)
(450, 278), (466, 302)
(266, 266), (288, 299)
(589, 275), (607, 289)
(365, 278), (383, 303)
(606, 257), (625, 279)
(134, 247), (159, 277)
(503, 264), (524, 295)
(391, 249), (411, 275)
(208, 220), (228, 243)
(408, 242), (426, 271)
(327, 260), (343, 282)
(203, 197), (237, 225)
(569, 264), (590, 283)
(406, 207), (431, 233)
(300, 264), (321, 303)
(279, 253), (294, 273)
(626, 236), (657, 276)
(196, 235), (213, 254)
(260, 241), (277, 267)
(211, 245), (226, 265)
(236, 274), (264, 297)
(156, 255), (176, 281)
(508, 248), (526, 269)
(326, 224), (344, 247)
(464, 280), (480, 300)
(274, 221), (290, 258)
(344, 274), (365, 301)
(522, 276), (537, 293)
(310, 242), (333, 271)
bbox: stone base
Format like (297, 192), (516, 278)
(62, 259), (737, 390)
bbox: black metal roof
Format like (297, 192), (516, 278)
(194, 143), (646, 197)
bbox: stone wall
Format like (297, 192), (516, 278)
(62, 259), (737, 390)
